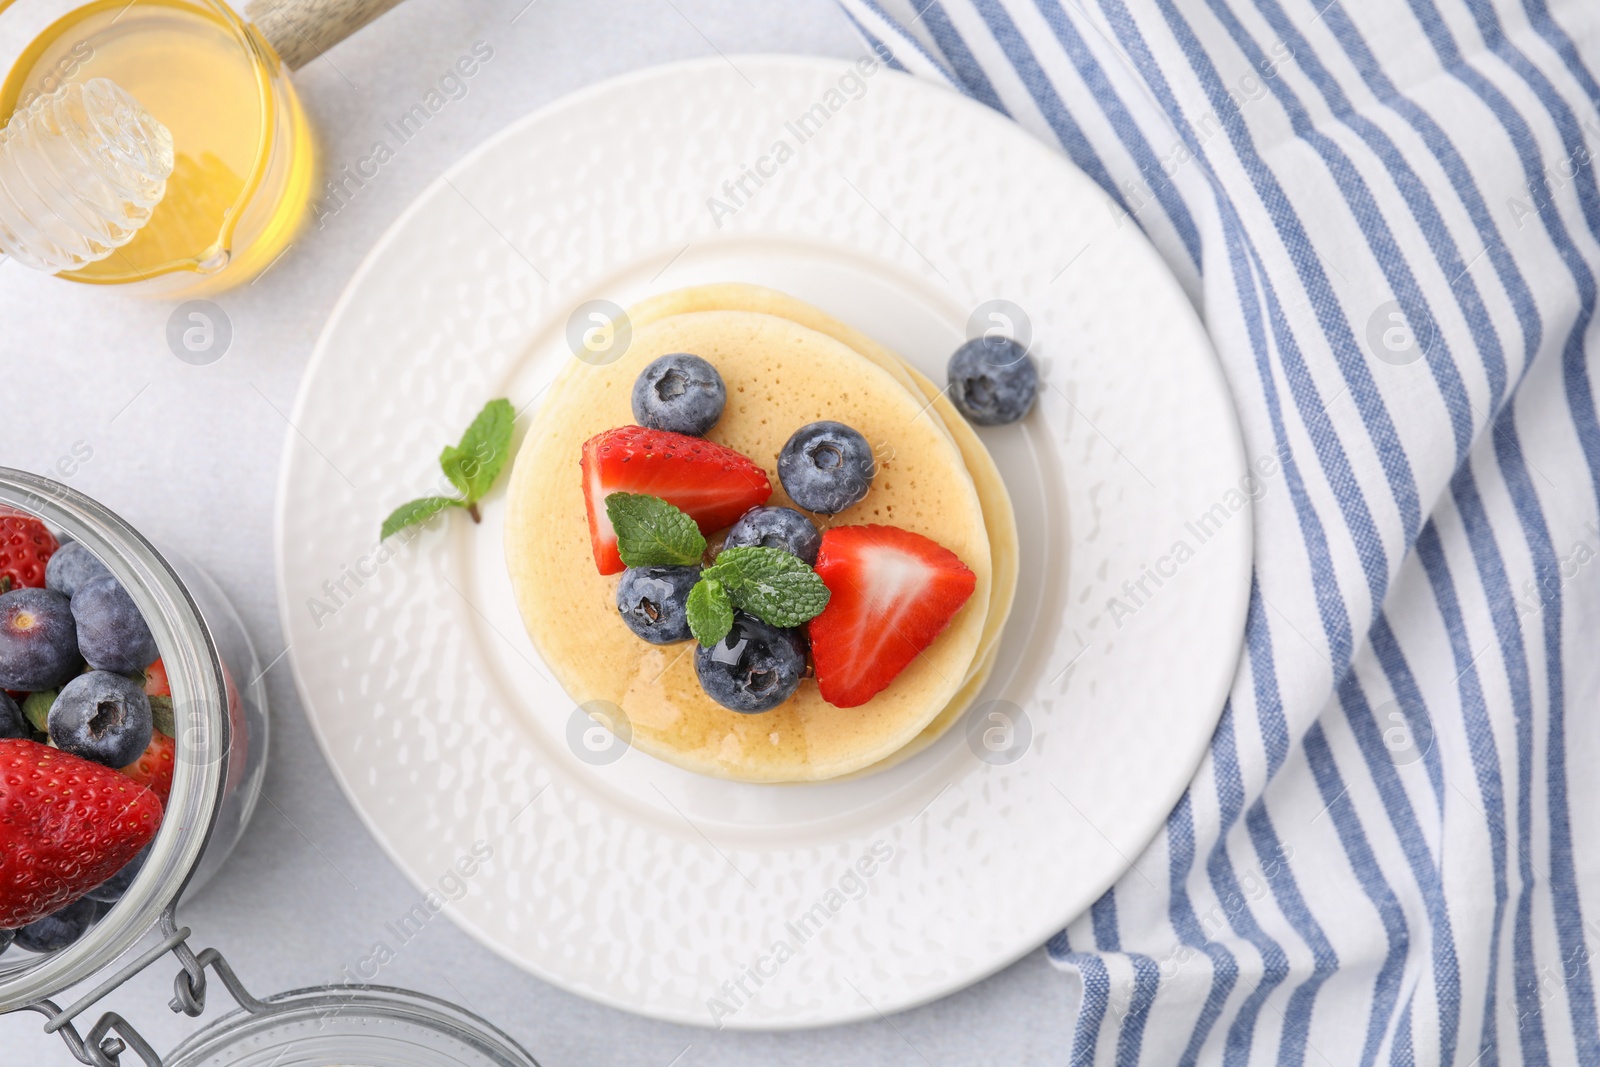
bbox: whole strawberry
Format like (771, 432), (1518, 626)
(0, 739), (163, 928)
(0, 512), (58, 592)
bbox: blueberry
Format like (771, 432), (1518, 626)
(14, 896), (103, 953)
(0, 691), (25, 740)
(45, 541), (111, 598)
(777, 421), (876, 514)
(0, 588), (81, 690)
(87, 843), (151, 904)
(695, 612), (807, 713)
(631, 353), (726, 436)
(616, 565), (701, 644)
(723, 506), (821, 565)
(49, 670), (152, 769)
(0, 928), (12, 959)
(947, 336), (1038, 425)
(71, 575), (157, 673)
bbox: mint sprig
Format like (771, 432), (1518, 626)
(601, 493), (832, 646)
(702, 547), (831, 628)
(607, 493), (707, 567)
(382, 398), (515, 540)
(689, 545), (831, 646)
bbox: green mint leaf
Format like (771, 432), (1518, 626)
(730, 569), (832, 626)
(148, 695), (175, 738)
(384, 398), (515, 537)
(687, 577), (733, 646)
(381, 496), (460, 540)
(22, 690), (54, 734)
(438, 446), (472, 498)
(703, 546), (831, 627)
(606, 492), (707, 567)
(440, 398), (516, 503)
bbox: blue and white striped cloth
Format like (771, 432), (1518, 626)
(836, 0), (1600, 1062)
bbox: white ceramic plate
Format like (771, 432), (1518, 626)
(276, 55), (1249, 1029)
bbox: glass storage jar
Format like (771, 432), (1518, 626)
(0, 469), (538, 1066)
(0, 466), (269, 1014)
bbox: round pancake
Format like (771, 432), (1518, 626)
(627, 285), (1020, 770)
(506, 309), (991, 782)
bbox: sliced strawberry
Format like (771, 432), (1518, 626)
(0, 511), (58, 591)
(809, 525), (976, 708)
(119, 732), (175, 806)
(580, 426), (771, 574)
(143, 658), (170, 697)
(0, 739), (163, 928)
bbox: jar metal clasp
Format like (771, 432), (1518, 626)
(22, 904), (265, 1067)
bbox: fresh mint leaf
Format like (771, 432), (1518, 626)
(438, 447), (472, 498)
(440, 398), (515, 503)
(730, 568), (832, 626)
(381, 496), (459, 540)
(703, 546), (830, 628)
(382, 398), (515, 539)
(687, 576), (733, 646)
(606, 493), (707, 567)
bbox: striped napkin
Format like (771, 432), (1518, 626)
(837, 0), (1600, 1063)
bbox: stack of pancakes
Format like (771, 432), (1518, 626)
(505, 284), (1018, 783)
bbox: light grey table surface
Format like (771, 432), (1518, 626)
(0, 2), (1078, 1062)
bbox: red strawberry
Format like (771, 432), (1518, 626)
(808, 525), (977, 708)
(0, 511), (58, 591)
(580, 426), (771, 574)
(120, 732), (175, 806)
(143, 658), (170, 697)
(0, 739), (163, 927)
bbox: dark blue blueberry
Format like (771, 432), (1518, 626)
(631, 353), (726, 436)
(71, 575), (157, 673)
(695, 612), (807, 713)
(49, 670), (152, 769)
(0, 588), (81, 691)
(723, 506), (822, 565)
(0, 927), (13, 959)
(14, 896), (103, 953)
(947, 336), (1038, 425)
(87, 844), (151, 904)
(0, 691), (25, 740)
(616, 565), (701, 644)
(776, 421), (875, 515)
(45, 541), (112, 598)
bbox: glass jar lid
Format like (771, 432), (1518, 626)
(163, 985), (539, 1067)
